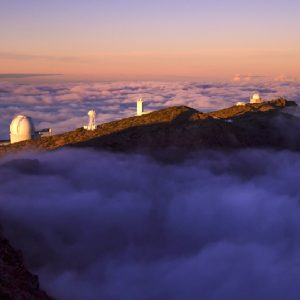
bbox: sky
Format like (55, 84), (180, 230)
(1, 0), (300, 80)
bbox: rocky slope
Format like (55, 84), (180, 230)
(0, 231), (52, 300)
(0, 98), (298, 156)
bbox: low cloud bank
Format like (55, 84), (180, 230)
(1, 149), (300, 300)
(1, 80), (300, 139)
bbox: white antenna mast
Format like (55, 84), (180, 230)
(137, 98), (144, 116)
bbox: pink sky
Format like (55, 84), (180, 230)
(1, 0), (299, 80)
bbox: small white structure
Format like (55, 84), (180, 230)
(10, 115), (36, 144)
(236, 101), (246, 106)
(137, 98), (144, 116)
(250, 93), (263, 104)
(38, 128), (52, 137)
(84, 110), (96, 131)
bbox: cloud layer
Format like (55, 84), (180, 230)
(1, 80), (300, 139)
(1, 149), (300, 300)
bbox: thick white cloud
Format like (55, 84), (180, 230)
(1, 80), (300, 139)
(1, 149), (300, 300)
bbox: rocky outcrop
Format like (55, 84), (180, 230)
(0, 232), (52, 300)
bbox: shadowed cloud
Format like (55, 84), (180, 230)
(0, 148), (300, 300)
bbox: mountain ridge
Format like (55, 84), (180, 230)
(0, 97), (299, 299)
(0, 98), (298, 156)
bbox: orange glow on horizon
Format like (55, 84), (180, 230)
(1, 48), (299, 81)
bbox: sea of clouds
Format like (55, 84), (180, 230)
(1, 148), (300, 300)
(1, 80), (300, 139)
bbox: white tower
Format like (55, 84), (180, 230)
(137, 98), (144, 116)
(85, 110), (96, 131)
(10, 115), (36, 144)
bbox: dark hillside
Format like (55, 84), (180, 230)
(0, 231), (52, 300)
(0, 98), (298, 156)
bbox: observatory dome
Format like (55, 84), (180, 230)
(10, 115), (35, 144)
(253, 94), (260, 100)
(250, 93), (263, 104)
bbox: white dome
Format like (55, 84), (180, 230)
(250, 93), (263, 104)
(10, 115), (35, 144)
(252, 93), (261, 100)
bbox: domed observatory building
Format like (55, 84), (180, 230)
(250, 93), (263, 104)
(10, 115), (36, 144)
